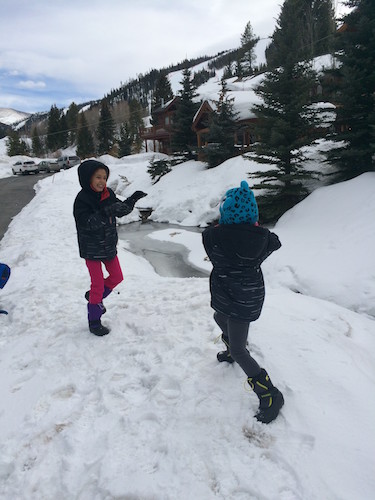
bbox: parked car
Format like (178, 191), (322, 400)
(12, 160), (39, 175)
(37, 160), (51, 172)
(56, 155), (81, 170)
(36, 160), (61, 173)
(48, 160), (61, 172)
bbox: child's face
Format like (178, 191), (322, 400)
(91, 169), (107, 192)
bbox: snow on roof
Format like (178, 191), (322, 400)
(195, 72), (265, 121)
(312, 54), (338, 73)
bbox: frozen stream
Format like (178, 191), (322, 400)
(118, 222), (209, 278)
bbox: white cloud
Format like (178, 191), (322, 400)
(0, 0), (349, 112)
(0, 1), (281, 95)
(17, 80), (46, 90)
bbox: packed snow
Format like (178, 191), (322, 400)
(0, 149), (374, 500)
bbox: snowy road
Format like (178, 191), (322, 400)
(0, 172), (53, 240)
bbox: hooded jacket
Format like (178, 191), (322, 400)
(73, 160), (134, 260)
(202, 223), (281, 321)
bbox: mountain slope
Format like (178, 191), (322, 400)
(0, 108), (31, 126)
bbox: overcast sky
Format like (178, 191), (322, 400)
(0, 0), (349, 114)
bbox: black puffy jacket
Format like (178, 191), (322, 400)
(202, 223), (281, 321)
(73, 161), (134, 260)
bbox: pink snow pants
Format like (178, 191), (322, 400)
(85, 256), (123, 304)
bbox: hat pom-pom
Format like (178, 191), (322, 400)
(240, 180), (250, 191)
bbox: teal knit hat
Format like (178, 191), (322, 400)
(219, 180), (258, 225)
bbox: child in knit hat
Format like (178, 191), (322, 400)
(202, 180), (284, 424)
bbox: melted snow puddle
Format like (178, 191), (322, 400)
(118, 221), (207, 278)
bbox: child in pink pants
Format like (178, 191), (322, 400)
(73, 160), (147, 336)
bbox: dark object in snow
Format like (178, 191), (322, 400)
(0, 263), (11, 315)
(0, 263), (10, 289)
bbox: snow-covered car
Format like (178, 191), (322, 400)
(12, 160), (39, 175)
(56, 155), (81, 170)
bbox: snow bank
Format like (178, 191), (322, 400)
(0, 152), (374, 499)
(0, 137), (13, 178)
(267, 172), (375, 317)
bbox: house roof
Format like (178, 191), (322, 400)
(152, 96), (179, 114)
(192, 100), (215, 125)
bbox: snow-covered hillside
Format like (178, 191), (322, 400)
(0, 107), (30, 126)
(0, 152), (374, 499)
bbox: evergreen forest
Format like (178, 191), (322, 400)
(6, 0), (375, 222)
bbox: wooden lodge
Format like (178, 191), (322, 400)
(191, 100), (257, 157)
(141, 96), (257, 158)
(141, 97), (179, 155)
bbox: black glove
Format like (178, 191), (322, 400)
(102, 192), (148, 218)
(102, 201), (131, 217)
(128, 191), (148, 204)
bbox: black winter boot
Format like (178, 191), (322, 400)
(248, 368), (284, 424)
(217, 335), (235, 364)
(89, 321), (110, 336)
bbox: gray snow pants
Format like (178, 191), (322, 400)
(214, 311), (261, 378)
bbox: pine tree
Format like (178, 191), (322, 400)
(151, 73), (174, 125)
(240, 21), (259, 76)
(32, 127), (44, 157)
(128, 99), (144, 153)
(171, 68), (199, 156)
(235, 58), (244, 79)
(66, 102), (79, 145)
(76, 113), (95, 159)
(147, 157), (172, 184)
(118, 123), (132, 157)
(265, 0), (335, 68)
(205, 77), (239, 168)
(0, 123), (10, 140)
(313, 0), (336, 56)
(326, 0), (375, 180)
(223, 62), (233, 79)
(47, 105), (63, 152)
(59, 113), (69, 149)
(97, 99), (115, 155)
(6, 130), (28, 156)
(250, 0), (334, 222)
(250, 60), (319, 222)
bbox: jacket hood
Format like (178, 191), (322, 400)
(78, 160), (109, 191)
